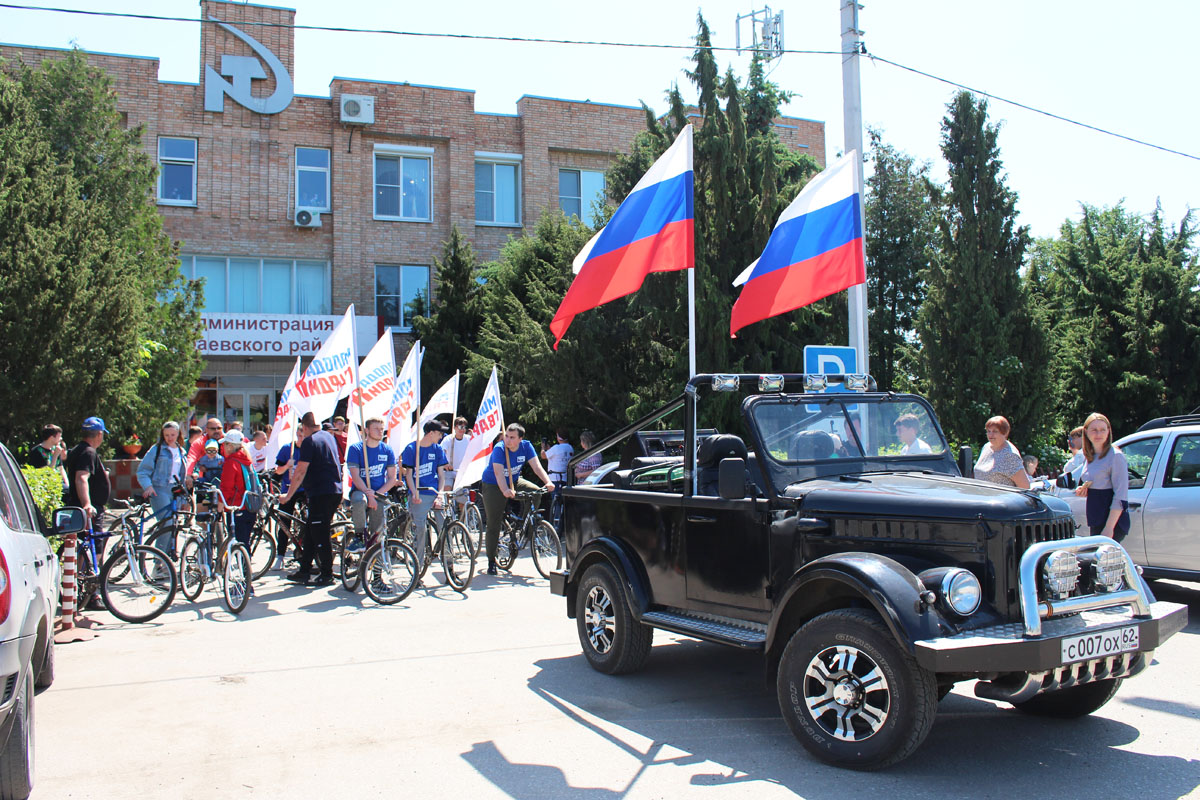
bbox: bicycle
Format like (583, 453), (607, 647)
(406, 490), (476, 592)
(338, 488), (400, 592)
(359, 529), (420, 606)
(495, 489), (563, 580)
(79, 498), (178, 623)
(176, 487), (254, 614)
(257, 481), (353, 580)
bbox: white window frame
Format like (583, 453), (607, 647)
(179, 255), (331, 315)
(558, 167), (606, 227)
(157, 136), (198, 207)
(373, 144), (434, 222)
(374, 263), (431, 334)
(295, 146), (331, 212)
(475, 151), (523, 228)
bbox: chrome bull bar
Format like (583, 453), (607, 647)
(1018, 535), (1152, 638)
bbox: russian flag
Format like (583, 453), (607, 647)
(550, 125), (694, 349)
(729, 151), (865, 337)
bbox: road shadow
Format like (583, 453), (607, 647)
(460, 638), (1200, 799)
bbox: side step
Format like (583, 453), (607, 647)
(641, 609), (767, 650)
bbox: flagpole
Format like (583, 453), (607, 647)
(687, 268), (697, 378)
(841, 0), (869, 377)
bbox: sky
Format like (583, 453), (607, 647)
(1, 0), (1198, 241)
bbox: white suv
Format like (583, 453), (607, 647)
(0, 442), (62, 800)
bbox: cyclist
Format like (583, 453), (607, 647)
(216, 430), (257, 547)
(401, 420), (450, 573)
(347, 416), (399, 549)
(480, 422), (555, 576)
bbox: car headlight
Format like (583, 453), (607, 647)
(941, 569), (981, 616)
(1090, 544), (1126, 592)
(1043, 550), (1080, 598)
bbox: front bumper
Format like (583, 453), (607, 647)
(914, 600), (1188, 673)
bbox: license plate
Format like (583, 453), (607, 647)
(1060, 625), (1139, 664)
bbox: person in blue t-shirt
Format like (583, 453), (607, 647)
(347, 416), (399, 545)
(401, 420), (451, 571)
(480, 422), (556, 576)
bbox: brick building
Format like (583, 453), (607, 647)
(1, 0), (825, 428)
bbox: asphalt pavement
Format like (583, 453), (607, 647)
(36, 561), (1200, 799)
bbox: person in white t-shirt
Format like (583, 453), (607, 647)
(1061, 426), (1085, 476)
(541, 429), (574, 485)
(443, 416), (473, 511)
(894, 413), (933, 455)
(249, 429), (269, 472)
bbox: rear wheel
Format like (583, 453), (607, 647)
(100, 545), (177, 623)
(439, 521), (475, 592)
(530, 519), (563, 579)
(178, 537), (206, 601)
(575, 562), (652, 675)
(247, 526), (276, 580)
(362, 540), (419, 605)
(1012, 679), (1122, 717)
(462, 502), (483, 555)
(340, 529), (365, 592)
(0, 668), (33, 800)
(222, 543), (251, 615)
(776, 608), (938, 770)
(34, 633), (54, 691)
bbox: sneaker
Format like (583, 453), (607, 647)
(486, 562), (498, 576)
(346, 538), (365, 554)
(285, 571), (311, 584)
(273, 557), (285, 571)
(311, 574), (335, 587)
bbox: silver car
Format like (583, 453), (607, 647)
(1052, 414), (1200, 581)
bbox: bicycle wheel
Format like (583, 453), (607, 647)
(462, 503), (484, 556)
(340, 528), (365, 592)
(362, 539), (419, 605)
(178, 536), (206, 601)
(531, 519), (564, 579)
(439, 521), (476, 592)
(222, 542), (252, 614)
(248, 525), (277, 580)
(100, 545), (178, 623)
(495, 521), (517, 571)
(144, 522), (180, 560)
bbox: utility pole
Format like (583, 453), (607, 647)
(840, 0), (869, 377)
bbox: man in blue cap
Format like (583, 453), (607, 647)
(66, 416), (112, 523)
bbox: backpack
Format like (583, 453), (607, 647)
(240, 463), (265, 513)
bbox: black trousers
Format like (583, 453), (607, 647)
(300, 492), (339, 578)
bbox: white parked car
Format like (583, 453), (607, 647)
(0, 441), (68, 800)
(1052, 414), (1200, 582)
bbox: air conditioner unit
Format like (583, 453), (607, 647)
(294, 207), (323, 228)
(340, 94), (375, 125)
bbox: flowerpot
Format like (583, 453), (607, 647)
(122, 444), (141, 457)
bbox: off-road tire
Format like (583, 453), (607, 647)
(0, 668), (33, 799)
(33, 633), (54, 691)
(776, 608), (938, 770)
(1012, 678), (1122, 718)
(576, 562), (652, 675)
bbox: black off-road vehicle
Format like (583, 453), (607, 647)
(549, 374), (1188, 769)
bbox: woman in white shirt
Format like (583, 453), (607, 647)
(974, 415), (1031, 489)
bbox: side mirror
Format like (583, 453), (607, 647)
(718, 458), (746, 500)
(958, 445), (974, 479)
(54, 506), (87, 535)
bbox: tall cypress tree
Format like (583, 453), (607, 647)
(916, 91), (1047, 443)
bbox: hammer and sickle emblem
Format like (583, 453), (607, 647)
(204, 18), (294, 115)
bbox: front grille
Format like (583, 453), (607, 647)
(1012, 516), (1075, 556)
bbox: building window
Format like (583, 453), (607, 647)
(158, 137), (197, 206)
(559, 168), (606, 227)
(179, 256), (330, 315)
(475, 153), (522, 226)
(374, 147), (432, 221)
(375, 264), (430, 332)
(295, 147), (330, 210)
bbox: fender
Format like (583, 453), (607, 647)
(766, 552), (950, 657)
(565, 536), (652, 620)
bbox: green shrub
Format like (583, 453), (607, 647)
(21, 466), (63, 530)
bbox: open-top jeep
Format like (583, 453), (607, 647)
(549, 373), (1188, 770)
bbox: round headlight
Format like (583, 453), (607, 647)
(1043, 550), (1080, 597)
(1092, 544), (1126, 592)
(941, 569), (982, 616)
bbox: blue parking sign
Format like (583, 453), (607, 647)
(803, 345), (858, 409)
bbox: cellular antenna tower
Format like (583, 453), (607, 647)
(735, 6), (785, 61)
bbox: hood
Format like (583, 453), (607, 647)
(786, 471), (1050, 522)
(226, 449), (252, 468)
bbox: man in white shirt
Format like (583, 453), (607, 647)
(541, 429), (574, 485)
(443, 416), (473, 511)
(895, 413), (933, 455)
(1062, 426), (1086, 476)
(249, 430), (269, 472)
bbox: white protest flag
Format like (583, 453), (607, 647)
(386, 341), (422, 453)
(291, 305), (358, 424)
(420, 370), (459, 426)
(351, 331), (397, 425)
(263, 357), (302, 469)
(454, 366), (505, 491)
(342, 417), (362, 499)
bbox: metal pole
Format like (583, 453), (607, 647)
(840, 0), (869, 377)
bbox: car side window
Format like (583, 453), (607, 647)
(1120, 436), (1162, 490)
(1164, 435), (1200, 488)
(0, 448), (35, 532)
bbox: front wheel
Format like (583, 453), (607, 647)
(0, 668), (33, 799)
(340, 529), (365, 592)
(178, 537), (206, 601)
(495, 522), (517, 571)
(100, 545), (178, 623)
(439, 521), (475, 593)
(776, 608), (938, 770)
(362, 540), (419, 605)
(247, 526), (277, 580)
(1012, 678), (1122, 717)
(222, 543), (251, 615)
(462, 503), (483, 555)
(575, 562), (653, 675)
(530, 519), (563, 579)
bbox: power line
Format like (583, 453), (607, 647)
(0, 3), (843, 55)
(868, 53), (1200, 163)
